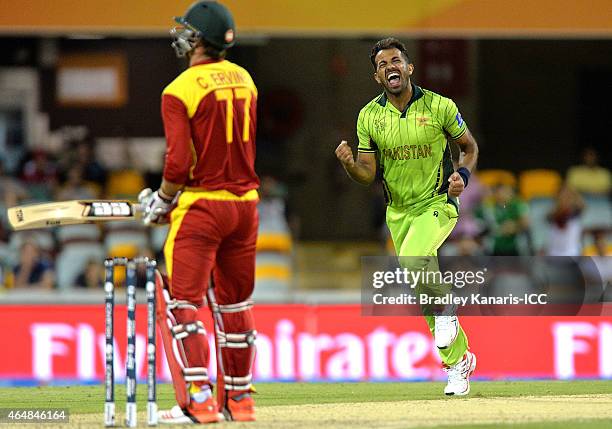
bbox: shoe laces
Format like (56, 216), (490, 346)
(435, 316), (456, 332)
(444, 355), (468, 383)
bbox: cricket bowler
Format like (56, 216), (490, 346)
(138, 1), (259, 423)
(335, 38), (479, 395)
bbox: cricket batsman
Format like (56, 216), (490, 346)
(335, 38), (479, 395)
(138, 1), (259, 423)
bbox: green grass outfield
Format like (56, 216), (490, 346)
(0, 381), (611, 428)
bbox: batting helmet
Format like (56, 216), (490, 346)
(170, 1), (235, 58)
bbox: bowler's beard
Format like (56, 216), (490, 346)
(383, 78), (409, 96)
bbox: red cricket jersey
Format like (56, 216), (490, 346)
(161, 58), (259, 196)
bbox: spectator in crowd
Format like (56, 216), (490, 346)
(567, 147), (611, 196)
(583, 229), (612, 257)
(476, 184), (529, 255)
(583, 230), (612, 297)
(75, 258), (104, 289)
(20, 150), (57, 183)
(593, 230), (612, 257)
(75, 140), (108, 186)
(56, 165), (97, 201)
(593, 230), (612, 256)
(0, 159), (29, 245)
(0, 159), (29, 209)
(13, 238), (54, 289)
(259, 176), (291, 226)
(20, 149), (58, 201)
(546, 185), (585, 256)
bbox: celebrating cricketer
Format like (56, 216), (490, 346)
(335, 38), (480, 396)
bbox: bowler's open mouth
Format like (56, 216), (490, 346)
(387, 72), (401, 88)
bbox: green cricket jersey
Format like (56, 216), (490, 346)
(357, 84), (467, 210)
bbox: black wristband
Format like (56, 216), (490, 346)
(457, 167), (471, 187)
(157, 189), (175, 203)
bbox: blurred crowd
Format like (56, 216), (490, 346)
(0, 139), (160, 290)
(439, 147), (611, 258)
(0, 140), (610, 291)
(0, 140), (296, 292)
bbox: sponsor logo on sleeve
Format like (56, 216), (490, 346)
(455, 112), (464, 128)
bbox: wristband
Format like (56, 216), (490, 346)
(457, 167), (471, 187)
(157, 189), (175, 203)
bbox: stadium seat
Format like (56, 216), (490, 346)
(582, 230), (603, 256)
(583, 243), (612, 256)
(519, 169), (562, 200)
(0, 241), (12, 273)
(104, 221), (149, 252)
(581, 196), (612, 229)
(256, 232), (292, 253)
(294, 242), (381, 289)
(56, 243), (105, 289)
(56, 224), (101, 244)
(253, 198), (293, 298)
(9, 230), (55, 255)
(106, 242), (141, 287)
(253, 252), (292, 300)
(477, 169), (517, 188)
(53, 224), (103, 289)
(527, 197), (554, 253)
(105, 169), (145, 199)
(0, 202), (7, 228)
(150, 224), (169, 253)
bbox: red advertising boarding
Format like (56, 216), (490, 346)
(0, 305), (610, 383)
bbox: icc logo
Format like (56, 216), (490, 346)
(374, 117), (386, 133)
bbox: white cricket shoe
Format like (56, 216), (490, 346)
(443, 351), (477, 396)
(158, 405), (194, 424)
(434, 315), (459, 349)
(158, 404), (224, 425)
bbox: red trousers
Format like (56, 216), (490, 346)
(162, 190), (259, 400)
(164, 190), (259, 306)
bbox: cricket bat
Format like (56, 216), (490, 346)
(7, 200), (143, 231)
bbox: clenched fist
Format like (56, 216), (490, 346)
(335, 140), (355, 168)
(447, 172), (465, 197)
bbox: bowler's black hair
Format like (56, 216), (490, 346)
(370, 37), (411, 69)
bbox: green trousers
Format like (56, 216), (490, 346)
(386, 198), (468, 366)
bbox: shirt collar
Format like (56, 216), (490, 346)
(376, 83), (424, 117)
(190, 58), (224, 67)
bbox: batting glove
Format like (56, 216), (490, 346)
(138, 188), (174, 225)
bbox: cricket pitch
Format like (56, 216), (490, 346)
(0, 381), (611, 428)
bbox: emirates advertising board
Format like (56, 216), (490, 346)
(0, 305), (611, 385)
